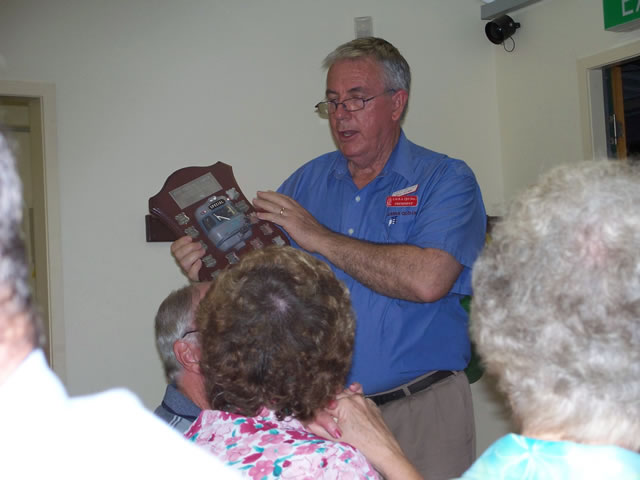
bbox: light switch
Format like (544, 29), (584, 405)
(354, 16), (373, 38)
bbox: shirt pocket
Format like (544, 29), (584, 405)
(384, 207), (417, 243)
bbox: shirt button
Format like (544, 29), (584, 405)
(348, 228), (354, 235)
(355, 196), (361, 202)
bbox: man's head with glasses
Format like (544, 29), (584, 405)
(317, 37), (411, 121)
(316, 37), (411, 174)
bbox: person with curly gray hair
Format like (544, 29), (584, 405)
(462, 160), (640, 478)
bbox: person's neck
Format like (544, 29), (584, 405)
(347, 129), (400, 190)
(177, 372), (209, 410)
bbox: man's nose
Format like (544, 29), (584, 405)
(333, 102), (351, 119)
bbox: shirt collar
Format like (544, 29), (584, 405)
(162, 383), (202, 419)
(468, 433), (640, 479)
(382, 130), (418, 182)
(330, 152), (350, 179)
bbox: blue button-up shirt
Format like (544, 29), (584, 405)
(278, 131), (486, 394)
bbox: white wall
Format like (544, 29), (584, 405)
(495, 0), (640, 202)
(7, 0), (638, 460)
(0, 0), (510, 454)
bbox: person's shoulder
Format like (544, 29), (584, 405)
(279, 150), (343, 193)
(70, 388), (191, 438)
(408, 140), (475, 178)
(49, 389), (239, 479)
(280, 425), (379, 478)
(70, 386), (144, 411)
(283, 438), (379, 479)
(291, 150), (341, 176)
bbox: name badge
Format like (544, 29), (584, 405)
(386, 195), (418, 207)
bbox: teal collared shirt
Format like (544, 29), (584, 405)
(458, 433), (640, 480)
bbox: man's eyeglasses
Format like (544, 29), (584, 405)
(181, 329), (199, 339)
(315, 89), (396, 115)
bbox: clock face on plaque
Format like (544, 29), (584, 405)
(149, 163), (288, 281)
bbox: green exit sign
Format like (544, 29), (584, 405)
(604, 0), (640, 31)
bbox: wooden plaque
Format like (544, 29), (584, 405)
(149, 162), (288, 281)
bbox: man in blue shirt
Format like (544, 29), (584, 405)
(173, 37), (485, 480)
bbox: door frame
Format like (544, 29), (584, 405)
(0, 81), (66, 382)
(578, 39), (640, 161)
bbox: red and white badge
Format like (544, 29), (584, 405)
(386, 195), (418, 207)
(387, 184), (419, 207)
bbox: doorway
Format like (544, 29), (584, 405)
(0, 81), (65, 380)
(578, 40), (640, 162)
(603, 58), (640, 162)
(0, 96), (52, 361)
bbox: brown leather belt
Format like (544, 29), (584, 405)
(367, 370), (455, 407)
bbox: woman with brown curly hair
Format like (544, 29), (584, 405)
(184, 246), (378, 479)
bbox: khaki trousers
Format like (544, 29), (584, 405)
(376, 371), (476, 480)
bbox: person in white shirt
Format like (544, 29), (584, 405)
(0, 134), (238, 480)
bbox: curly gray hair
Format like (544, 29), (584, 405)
(322, 37), (410, 120)
(0, 134), (40, 349)
(471, 161), (640, 450)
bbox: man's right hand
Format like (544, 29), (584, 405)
(170, 236), (205, 282)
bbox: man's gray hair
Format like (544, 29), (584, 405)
(323, 37), (411, 120)
(0, 134), (40, 347)
(154, 284), (199, 384)
(471, 160), (640, 450)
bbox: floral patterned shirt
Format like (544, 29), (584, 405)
(185, 409), (380, 479)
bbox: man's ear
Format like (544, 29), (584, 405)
(173, 340), (201, 374)
(390, 89), (408, 122)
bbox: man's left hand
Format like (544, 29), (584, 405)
(253, 191), (331, 253)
